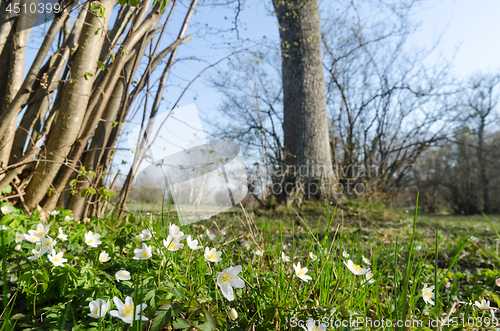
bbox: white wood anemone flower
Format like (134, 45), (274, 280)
(169, 223), (188, 240)
(47, 250), (67, 267)
(28, 223), (50, 239)
(25, 234), (40, 243)
(342, 250), (349, 258)
(362, 255), (371, 265)
(57, 227), (68, 241)
(227, 308), (238, 320)
(496, 278), (500, 287)
(344, 260), (370, 275)
(139, 229), (152, 241)
(134, 243), (152, 260)
(115, 270), (131, 282)
(28, 248), (48, 260)
(216, 265), (245, 301)
(88, 299), (110, 319)
(163, 235), (184, 251)
(109, 296), (148, 324)
(48, 210), (60, 216)
(187, 235), (203, 250)
(422, 283), (435, 306)
(309, 252), (317, 261)
(365, 271), (375, 284)
(15, 232), (24, 243)
(206, 229), (216, 240)
(253, 250), (264, 257)
(0, 225), (7, 230)
(204, 247), (222, 262)
(1, 205), (13, 215)
(293, 262), (313, 282)
(302, 318), (327, 331)
(281, 251), (291, 262)
(475, 298), (490, 310)
(84, 231), (102, 248)
(99, 251), (111, 263)
(38, 236), (57, 251)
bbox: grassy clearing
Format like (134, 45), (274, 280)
(1, 201), (500, 330)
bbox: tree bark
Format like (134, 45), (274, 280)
(0, 5), (67, 168)
(272, 0), (337, 202)
(23, 0), (116, 210)
(41, 2), (163, 211)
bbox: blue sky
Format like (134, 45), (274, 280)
(168, 0), (500, 130)
(23, 0), (500, 180)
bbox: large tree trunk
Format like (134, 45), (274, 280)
(272, 0), (338, 204)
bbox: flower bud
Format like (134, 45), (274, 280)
(228, 308), (238, 321)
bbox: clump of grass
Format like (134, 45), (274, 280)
(0, 199), (499, 330)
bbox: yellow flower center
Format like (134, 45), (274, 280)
(36, 229), (44, 235)
(53, 256), (61, 262)
(94, 308), (99, 315)
(353, 264), (361, 272)
(424, 291), (432, 299)
(298, 269), (306, 276)
(209, 252), (217, 260)
(142, 251), (149, 257)
(169, 242), (176, 249)
(367, 274), (372, 279)
(221, 273), (231, 284)
(312, 327), (319, 331)
(88, 238), (93, 243)
(178, 231), (184, 236)
(123, 304), (134, 317)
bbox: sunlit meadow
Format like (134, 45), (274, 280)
(1, 200), (500, 330)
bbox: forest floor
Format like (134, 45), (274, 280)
(2, 200), (500, 330)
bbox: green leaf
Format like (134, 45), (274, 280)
(88, 187), (96, 195)
(69, 179), (78, 187)
(167, 288), (185, 301)
(144, 290), (155, 302)
(151, 304), (171, 331)
(196, 322), (215, 331)
(2, 184), (12, 194)
(83, 72), (93, 80)
(202, 307), (217, 330)
(172, 318), (191, 329)
(171, 302), (181, 318)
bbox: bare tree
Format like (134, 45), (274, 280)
(0, 0), (198, 219)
